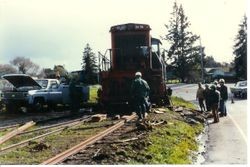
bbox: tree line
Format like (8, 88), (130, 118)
(0, 2), (246, 83)
(163, 2), (246, 82)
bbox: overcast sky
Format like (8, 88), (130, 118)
(0, 0), (247, 71)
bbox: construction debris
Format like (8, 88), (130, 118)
(112, 115), (120, 120)
(30, 142), (50, 152)
(174, 106), (184, 112)
(90, 114), (107, 122)
(151, 108), (165, 114)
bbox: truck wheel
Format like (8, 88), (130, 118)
(242, 92), (247, 99)
(33, 98), (44, 112)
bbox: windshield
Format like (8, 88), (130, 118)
(36, 80), (48, 88)
(114, 34), (148, 70)
(237, 81), (247, 87)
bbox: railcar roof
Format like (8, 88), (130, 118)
(110, 23), (151, 32)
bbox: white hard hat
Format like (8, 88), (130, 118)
(135, 72), (142, 77)
(219, 78), (225, 83)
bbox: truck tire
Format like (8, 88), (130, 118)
(33, 98), (45, 112)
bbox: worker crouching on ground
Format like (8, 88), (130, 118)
(210, 85), (220, 123)
(130, 72), (150, 121)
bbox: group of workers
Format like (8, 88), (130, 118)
(196, 79), (228, 123)
(69, 71), (228, 124)
(130, 71), (229, 123)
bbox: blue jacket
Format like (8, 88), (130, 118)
(131, 77), (150, 99)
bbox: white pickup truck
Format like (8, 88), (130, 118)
(1, 74), (100, 112)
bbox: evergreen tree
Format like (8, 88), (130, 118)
(163, 2), (201, 82)
(233, 15), (247, 80)
(204, 56), (222, 68)
(82, 43), (98, 84)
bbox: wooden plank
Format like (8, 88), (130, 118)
(41, 113), (136, 165)
(0, 121), (36, 145)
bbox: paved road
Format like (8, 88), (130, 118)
(171, 84), (247, 164)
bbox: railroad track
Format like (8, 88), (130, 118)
(0, 111), (85, 132)
(41, 114), (136, 165)
(0, 112), (138, 165)
(0, 115), (92, 153)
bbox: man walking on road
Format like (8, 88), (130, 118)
(130, 72), (150, 121)
(218, 79), (228, 117)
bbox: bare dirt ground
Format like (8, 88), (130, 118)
(60, 108), (206, 165)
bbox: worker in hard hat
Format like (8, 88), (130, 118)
(218, 78), (228, 117)
(130, 72), (150, 121)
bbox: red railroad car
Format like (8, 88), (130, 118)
(99, 23), (167, 114)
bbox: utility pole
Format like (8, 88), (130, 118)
(199, 38), (204, 83)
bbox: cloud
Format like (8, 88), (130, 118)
(0, 0), (246, 70)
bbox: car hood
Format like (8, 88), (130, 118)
(2, 74), (42, 89)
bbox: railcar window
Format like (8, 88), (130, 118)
(114, 35), (147, 70)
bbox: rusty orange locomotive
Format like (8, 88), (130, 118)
(99, 23), (167, 114)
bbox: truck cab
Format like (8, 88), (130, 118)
(1, 74), (62, 112)
(28, 79), (62, 111)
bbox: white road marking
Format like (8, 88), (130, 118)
(228, 113), (247, 144)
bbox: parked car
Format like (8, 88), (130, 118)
(230, 80), (247, 98)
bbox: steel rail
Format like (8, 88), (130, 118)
(0, 112), (75, 132)
(18, 116), (90, 135)
(0, 124), (20, 131)
(0, 127), (64, 153)
(41, 113), (136, 165)
(0, 119), (87, 153)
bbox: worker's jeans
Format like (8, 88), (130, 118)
(135, 98), (146, 120)
(219, 100), (227, 116)
(211, 103), (219, 123)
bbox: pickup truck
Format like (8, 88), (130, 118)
(1, 74), (100, 112)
